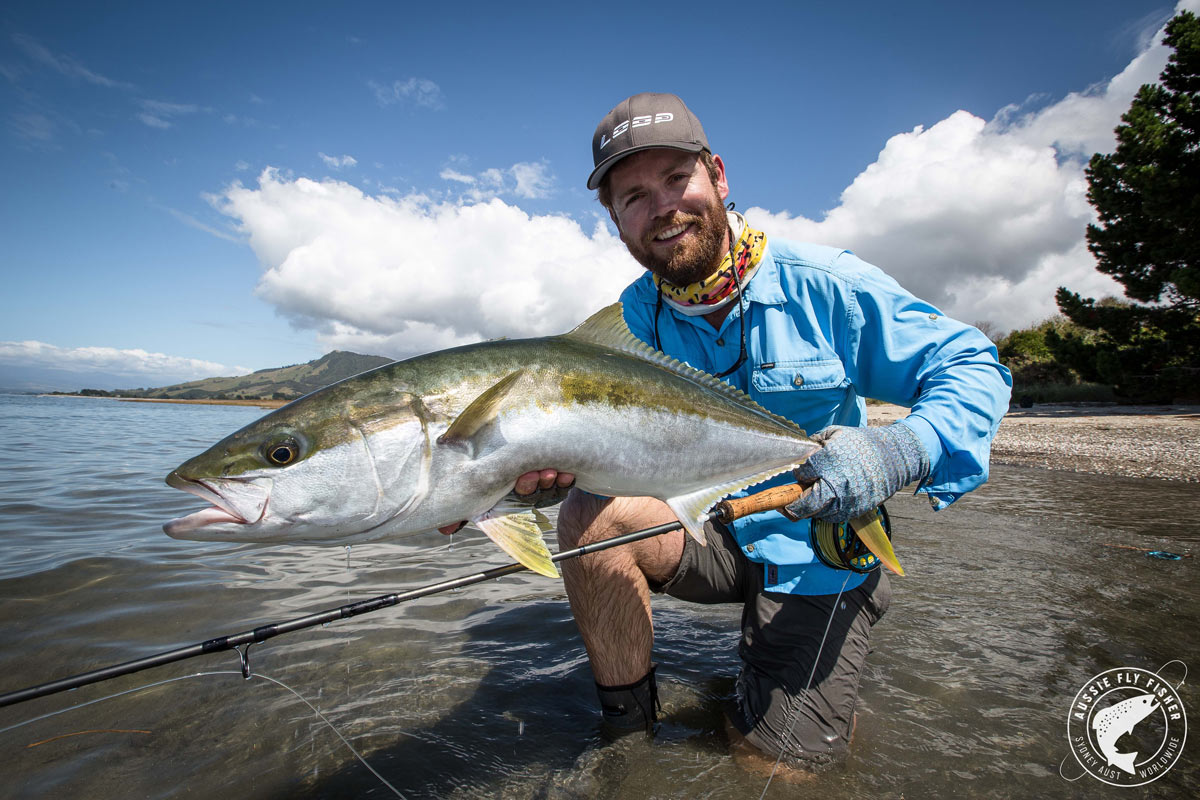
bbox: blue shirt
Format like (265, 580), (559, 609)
(619, 237), (1012, 595)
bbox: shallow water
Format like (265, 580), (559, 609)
(0, 393), (1196, 798)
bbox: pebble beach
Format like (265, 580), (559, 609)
(870, 403), (1200, 482)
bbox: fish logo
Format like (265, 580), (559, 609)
(1065, 666), (1187, 787)
(1091, 693), (1158, 774)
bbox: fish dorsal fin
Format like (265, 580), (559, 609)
(562, 303), (808, 437)
(437, 369), (527, 457)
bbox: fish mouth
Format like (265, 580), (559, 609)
(163, 472), (272, 538)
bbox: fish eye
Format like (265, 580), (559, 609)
(264, 439), (299, 466)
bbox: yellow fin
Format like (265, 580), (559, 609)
(850, 513), (905, 576)
(437, 369), (527, 456)
(474, 509), (559, 578)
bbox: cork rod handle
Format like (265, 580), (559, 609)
(713, 481), (812, 523)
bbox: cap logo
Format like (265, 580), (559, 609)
(599, 112), (675, 150)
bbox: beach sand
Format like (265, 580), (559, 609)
(869, 402), (1200, 482)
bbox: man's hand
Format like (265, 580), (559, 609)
(438, 469), (576, 534)
(783, 423), (930, 523)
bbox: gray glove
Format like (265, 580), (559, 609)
(784, 423), (931, 523)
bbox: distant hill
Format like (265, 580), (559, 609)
(68, 351), (395, 401)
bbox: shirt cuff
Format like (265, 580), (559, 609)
(895, 414), (945, 475)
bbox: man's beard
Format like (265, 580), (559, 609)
(623, 192), (729, 286)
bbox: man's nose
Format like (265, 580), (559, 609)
(648, 187), (679, 219)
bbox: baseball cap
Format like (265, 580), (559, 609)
(587, 92), (709, 190)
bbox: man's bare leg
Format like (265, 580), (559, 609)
(555, 492), (684, 687)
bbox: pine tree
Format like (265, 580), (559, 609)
(1051, 11), (1200, 402)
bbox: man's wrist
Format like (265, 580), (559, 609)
(893, 416), (940, 479)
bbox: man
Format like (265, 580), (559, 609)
(450, 92), (1011, 769)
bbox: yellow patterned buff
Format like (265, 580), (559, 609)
(653, 213), (767, 316)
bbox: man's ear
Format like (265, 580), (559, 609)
(712, 153), (730, 201)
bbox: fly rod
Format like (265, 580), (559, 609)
(0, 483), (807, 710)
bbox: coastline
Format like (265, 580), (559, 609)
(37, 394), (1200, 482)
(869, 402), (1200, 482)
(41, 394), (287, 409)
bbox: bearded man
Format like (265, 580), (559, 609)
(450, 92), (1011, 771)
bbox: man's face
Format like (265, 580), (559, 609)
(607, 149), (730, 286)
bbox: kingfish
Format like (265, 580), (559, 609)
(163, 304), (823, 577)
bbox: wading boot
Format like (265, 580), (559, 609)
(596, 665), (659, 741)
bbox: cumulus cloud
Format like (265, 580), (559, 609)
(203, 1), (1195, 360)
(747, 5), (1198, 333)
(0, 341), (246, 384)
(438, 160), (555, 201)
(369, 77), (444, 109)
(319, 152), (358, 169)
(213, 168), (640, 359)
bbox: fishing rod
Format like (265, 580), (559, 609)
(0, 484), (806, 710)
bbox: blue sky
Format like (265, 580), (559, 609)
(0, 0), (1191, 390)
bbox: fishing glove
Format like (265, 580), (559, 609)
(783, 422), (931, 523)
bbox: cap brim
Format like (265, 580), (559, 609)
(586, 142), (707, 190)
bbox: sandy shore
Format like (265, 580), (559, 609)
(869, 403), (1200, 482)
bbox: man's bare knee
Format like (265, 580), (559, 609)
(556, 490), (613, 550)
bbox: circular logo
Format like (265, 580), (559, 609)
(1067, 667), (1187, 786)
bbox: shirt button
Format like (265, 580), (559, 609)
(745, 544), (755, 553)
(928, 313), (938, 320)
(716, 337), (725, 346)
(792, 374), (804, 387)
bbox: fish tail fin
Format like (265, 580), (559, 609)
(1110, 749), (1138, 775)
(474, 508), (559, 578)
(850, 512), (906, 576)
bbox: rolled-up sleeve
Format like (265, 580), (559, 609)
(844, 254), (1012, 508)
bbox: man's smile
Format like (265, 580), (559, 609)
(654, 222), (691, 241)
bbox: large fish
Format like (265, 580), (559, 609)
(163, 304), (822, 577)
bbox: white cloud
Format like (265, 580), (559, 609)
(319, 152), (358, 169)
(9, 111), (56, 144)
(201, 1), (1197, 362)
(10, 33), (134, 90)
(214, 168), (640, 359)
(0, 341), (245, 382)
(137, 99), (205, 129)
(369, 77), (444, 109)
(748, 4), (1196, 333)
(438, 160), (555, 201)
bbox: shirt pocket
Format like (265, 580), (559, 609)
(750, 358), (849, 425)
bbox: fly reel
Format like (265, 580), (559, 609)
(811, 505), (892, 573)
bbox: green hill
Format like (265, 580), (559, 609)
(125, 351), (394, 401)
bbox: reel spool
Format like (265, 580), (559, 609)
(811, 505), (892, 573)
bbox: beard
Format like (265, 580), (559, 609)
(622, 191), (729, 286)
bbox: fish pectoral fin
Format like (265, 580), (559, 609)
(850, 512), (906, 576)
(437, 369), (528, 457)
(474, 510), (558, 578)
